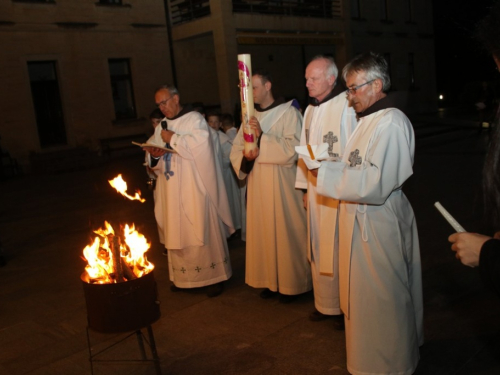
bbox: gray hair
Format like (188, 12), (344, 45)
(342, 52), (391, 92)
(310, 55), (338, 81)
(155, 84), (179, 96)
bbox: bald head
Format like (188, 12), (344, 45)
(305, 57), (338, 102)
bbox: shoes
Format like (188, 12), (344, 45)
(259, 288), (278, 299)
(309, 310), (345, 330)
(207, 282), (224, 298)
(279, 294), (298, 304)
(228, 229), (241, 241)
(162, 249), (168, 256)
(309, 309), (333, 322)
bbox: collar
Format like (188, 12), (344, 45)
(255, 97), (286, 112)
(356, 94), (398, 119)
(168, 104), (194, 120)
(308, 82), (345, 106)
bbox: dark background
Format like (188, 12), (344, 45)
(433, 0), (498, 108)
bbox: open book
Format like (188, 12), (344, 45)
(132, 142), (176, 153)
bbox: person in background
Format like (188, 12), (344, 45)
(207, 111), (242, 235)
(448, 0), (500, 298)
(221, 113), (237, 140)
(221, 112), (247, 241)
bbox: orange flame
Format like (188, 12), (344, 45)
(82, 221), (154, 284)
(108, 174), (145, 203)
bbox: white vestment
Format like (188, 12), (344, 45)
(226, 126), (247, 240)
(230, 101), (311, 295)
(218, 130), (242, 230)
(317, 108), (424, 375)
(225, 127), (237, 141)
(152, 110), (234, 288)
(295, 93), (354, 315)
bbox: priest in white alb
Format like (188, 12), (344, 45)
(145, 85), (234, 298)
(315, 52), (423, 375)
(230, 69), (311, 303)
(295, 55), (355, 329)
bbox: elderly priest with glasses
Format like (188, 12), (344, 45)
(313, 52), (423, 375)
(144, 84), (234, 298)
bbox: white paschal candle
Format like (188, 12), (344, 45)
(434, 201), (466, 232)
(237, 54), (257, 153)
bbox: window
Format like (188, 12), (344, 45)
(406, 0), (413, 22)
(351, 0), (361, 18)
(108, 59), (137, 120)
(380, 0), (388, 21)
(12, 0), (55, 3)
(99, 0), (122, 4)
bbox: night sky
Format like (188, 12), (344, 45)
(433, 0), (497, 106)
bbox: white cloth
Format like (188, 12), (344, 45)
(295, 94), (352, 315)
(231, 101), (311, 295)
(225, 127), (237, 141)
(153, 111), (234, 288)
(317, 108), (423, 375)
(145, 133), (166, 243)
(295, 143), (329, 170)
(226, 126), (246, 240)
(218, 130), (242, 230)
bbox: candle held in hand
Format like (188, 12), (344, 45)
(434, 201), (466, 232)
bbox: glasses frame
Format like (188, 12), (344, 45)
(345, 79), (375, 96)
(156, 96), (174, 108)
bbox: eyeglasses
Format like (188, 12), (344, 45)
(345, 80), (375, 96)
(156, 96), (173, 108)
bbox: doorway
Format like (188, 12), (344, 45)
(28, 61), (67, 148)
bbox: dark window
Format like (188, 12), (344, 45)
(351, 0), (361, 18)
(406, 0), (413, 22)
(170, 0), (211, 25)
(99, 0), (122, 4)
(409, 53), (416, 89)
(108, 59), (137, 120)
(12, 0), (55, 3)
(28, 61), (67, 148)
(380, 0), (388, 21)
(232, 0), (339, 20)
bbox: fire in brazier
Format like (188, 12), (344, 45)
(81, 174), (153, 284)
(82, 221), (154, 284)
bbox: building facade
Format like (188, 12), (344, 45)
(0, 0), (435, 171)
(0, 0), (172, 169)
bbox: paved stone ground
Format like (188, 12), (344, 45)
(1, 111), (499, 375)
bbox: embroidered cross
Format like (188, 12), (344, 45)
(223, 257), (228, 264)
(195, 266), (202, 273)
(210, 262), (216, 269)
(348, 149), (362, 167)
(323, 131), (339, 158)
(180, 267), (186, 274)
